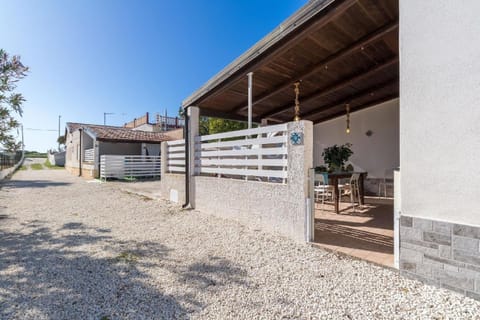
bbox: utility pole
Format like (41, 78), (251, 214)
(58, 115), (61, 151)
(21, 124), (24, 154)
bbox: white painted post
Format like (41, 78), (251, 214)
(259, 119), (268, 177)
(247, 72), (254, 181)
(394, 169), (401, 269)
(247, 72), (253, 129)
(286, 120), (313, 242)
(94, 139), (100, 178)
(307, 168), (315, 242)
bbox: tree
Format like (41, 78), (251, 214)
(177, 106), (251, 135)
(0, 49), (28, 151)
(57, 135), (66, 146)
(207, 118), (248, 134)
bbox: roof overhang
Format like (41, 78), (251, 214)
(183, 0), (398, 124)
(82, 127), (97, 140)
(95, 138), (162, 144)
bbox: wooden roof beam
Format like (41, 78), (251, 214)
(199, 108), (255, 123)
(258, 56), (398, 119)
(300, 79), (398, 120)
(313, 94), (399, 124)
(231, 20), (398, 113)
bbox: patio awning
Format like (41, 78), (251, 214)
(182, 0), (398, 124)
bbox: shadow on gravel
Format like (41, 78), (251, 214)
(0, 221), (248, 319)
(180, 256), (248, 289)
(1, 180), (71, 189)
(0, 222), (187, 319)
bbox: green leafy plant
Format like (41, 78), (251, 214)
(0, 49), (29, 151)
(315, 165), (328, 173)
(322, 143), (353, 172)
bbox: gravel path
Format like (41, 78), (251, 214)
(1, 169), (479, 319)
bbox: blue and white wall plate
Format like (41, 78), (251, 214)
(290, 131), (303, 145)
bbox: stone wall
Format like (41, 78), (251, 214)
(400, 215), (480, 299)
(194, 177), (300, 239)
(160, 173), (185, 204)
(65, 164), (97, 179)
(159, 119), (313, 243)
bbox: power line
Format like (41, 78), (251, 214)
(25, 128), (57, 131)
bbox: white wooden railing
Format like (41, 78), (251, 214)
(100, 155), (161, 180)
(166, 139), (186, 173)
(84, 148), (94, 162)
(195, 124), (288, 183)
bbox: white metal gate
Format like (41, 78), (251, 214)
(100, 155), (161, 180)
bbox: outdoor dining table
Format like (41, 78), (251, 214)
(326, 172), (367, 214)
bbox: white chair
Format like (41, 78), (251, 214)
(378, 169), (394, 197)
(340, 173), (361, 212)
(314, 174), (334, 209)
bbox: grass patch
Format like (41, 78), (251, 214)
(115, 251), (140, 264)
(19, 165), (27, 170)
(44, 159), (64, 169)
(30, 163), (44, 170)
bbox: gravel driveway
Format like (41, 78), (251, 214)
(1, 169), (479, 319)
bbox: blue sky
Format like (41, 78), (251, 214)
(1, 0), (307, 151)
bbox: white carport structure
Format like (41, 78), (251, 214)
(161, 0), (480, 300)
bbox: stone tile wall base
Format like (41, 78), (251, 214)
(400, 215), (480, 300)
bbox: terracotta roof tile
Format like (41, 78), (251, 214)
(66, 122), (173, 143)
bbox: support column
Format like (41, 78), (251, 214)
(247, 72), (253, 129)
(286, 120), (313, 242)
(187, 106), (199, 208)
(160, 141), (167, 177)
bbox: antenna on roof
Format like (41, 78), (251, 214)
(104, 112), (114, 125)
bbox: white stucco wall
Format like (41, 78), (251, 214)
(313, 98), (399, 179)
(400, 1), (480, 225)
(65, 130), (80, 169)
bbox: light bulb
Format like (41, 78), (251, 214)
(346, 127), (350, 134)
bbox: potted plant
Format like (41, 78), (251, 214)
(322, 143), (353, 172)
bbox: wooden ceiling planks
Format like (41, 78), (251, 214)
(190, 0), (398, 124)
(230, 21), (398, 114)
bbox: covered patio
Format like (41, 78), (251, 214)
(314, 197), (394, 266)
(182, 0), (398, 266)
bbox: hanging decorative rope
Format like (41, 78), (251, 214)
(293, 81), (301, 122)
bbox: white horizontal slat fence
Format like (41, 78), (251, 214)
(84, 148), (94, 162)
(166, 139), (186, 173)
(195, 124), (288, 183)
(100, 155), (161, 180)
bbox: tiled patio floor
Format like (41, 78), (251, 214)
(313, 197), (394, 267)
